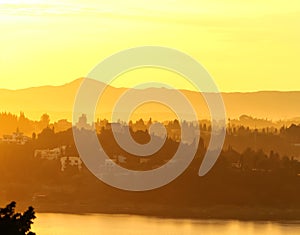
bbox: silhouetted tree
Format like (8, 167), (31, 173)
(0, 201), (36, 235)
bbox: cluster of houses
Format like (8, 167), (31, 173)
(34, 146), (82, 172)
(0, 128), (31, 145)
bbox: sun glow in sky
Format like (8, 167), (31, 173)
(0, 0), (299, 91)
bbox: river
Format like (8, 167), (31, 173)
(32, 213), (300, 235)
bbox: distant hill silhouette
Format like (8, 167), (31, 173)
(0, 78), (299, 121)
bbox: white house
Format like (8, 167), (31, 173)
(34, 146), (66, 160)
(60, 156), (82, 171)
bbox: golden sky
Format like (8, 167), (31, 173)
(0, 0), (299, 92)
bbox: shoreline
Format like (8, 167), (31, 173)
(32, 203), (300, 221)
(2, 199), (300, 221)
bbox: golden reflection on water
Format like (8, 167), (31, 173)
(32, 213), (300, 235)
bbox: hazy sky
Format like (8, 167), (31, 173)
(0, 0), (299, 91)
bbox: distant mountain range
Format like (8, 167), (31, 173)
(0, 78), (299, 122)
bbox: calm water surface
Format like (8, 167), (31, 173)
(32, 213), (300, 235)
